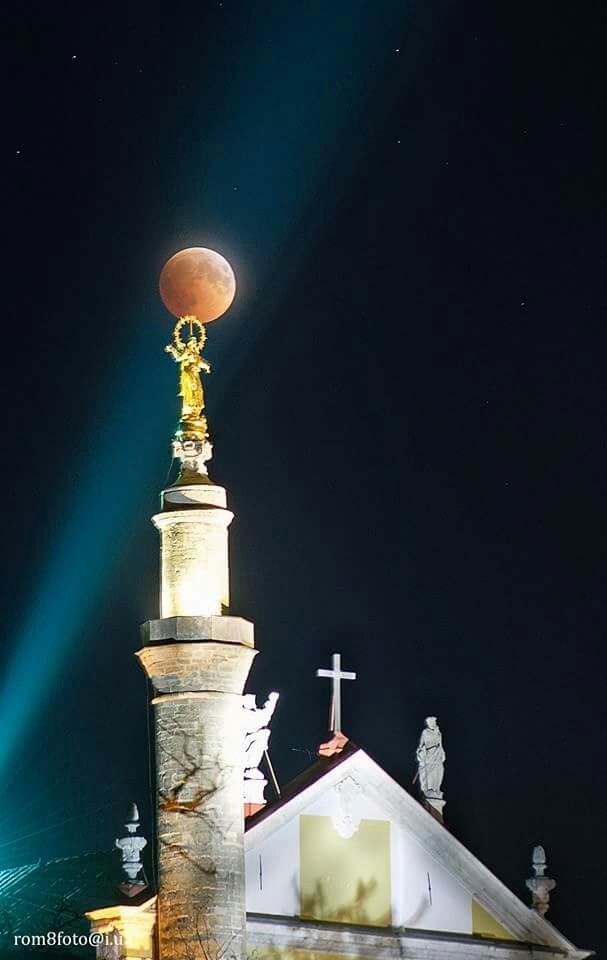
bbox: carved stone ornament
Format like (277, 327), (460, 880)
(115, 803), (147, 889)
(332, 775), (363, 839)
(526, 845), (556, 915)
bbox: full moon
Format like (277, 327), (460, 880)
(159, 247), (236, 323)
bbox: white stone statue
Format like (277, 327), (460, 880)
(115, 803), (147, 886)
(242, 691), (279, 804)
(416, 716), (446, 805)
(526, 845), (556, 915)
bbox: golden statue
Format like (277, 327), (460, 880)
(165, 316), (211, 440)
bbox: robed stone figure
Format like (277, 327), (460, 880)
(416, 716), (445, 799)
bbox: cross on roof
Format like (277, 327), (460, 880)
(316, 653), (356, 734)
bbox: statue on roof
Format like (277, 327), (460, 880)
(416, 717), (446, 815)
(243, 692), (279, 776)
(242, 692), (279, 806)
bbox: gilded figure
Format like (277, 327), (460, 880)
(165, 316), (211, 421)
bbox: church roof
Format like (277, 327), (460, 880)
(0, 850), (150, 952)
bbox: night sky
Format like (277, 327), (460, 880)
(3, 0), (606, 954)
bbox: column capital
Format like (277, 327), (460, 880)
(141, 614), (254, 648)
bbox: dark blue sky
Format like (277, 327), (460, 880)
(2, 0), (606, 953)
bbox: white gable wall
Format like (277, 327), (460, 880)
(394, 818), (471, 930)
(246, 772), (472, 933)
(246, 812), (299, 916)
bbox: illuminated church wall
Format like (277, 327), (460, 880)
(245, 778), (482, 935)
(246, 813), (300, 917)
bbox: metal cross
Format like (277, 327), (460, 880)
(316, 653), (356, 734)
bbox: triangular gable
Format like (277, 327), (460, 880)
(246, 748), (588, 957)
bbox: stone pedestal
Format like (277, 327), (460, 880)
(424, 797), (446, 824)
(243, 774), (268, 819)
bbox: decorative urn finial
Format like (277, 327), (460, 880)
(526, 844), (556, 915)
(115, 802), (148, 896)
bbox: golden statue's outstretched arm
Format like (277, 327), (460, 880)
(165, 343), (183, 362)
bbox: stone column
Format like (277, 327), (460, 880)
(138, 480), (255, 960)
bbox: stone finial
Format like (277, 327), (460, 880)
(416, 716), (446, 820)
(125, 802), (139, 830)
(115, 803), (147, 896)
(526, 845), (556, 915)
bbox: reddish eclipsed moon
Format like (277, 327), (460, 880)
(159, 247), (236, 323)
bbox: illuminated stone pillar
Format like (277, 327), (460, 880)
(154, 482), (232, 618)
(138, 479), (255, 960)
